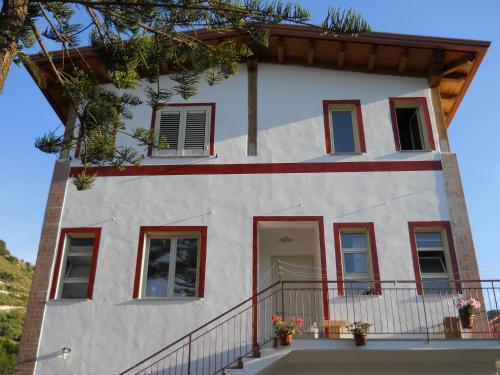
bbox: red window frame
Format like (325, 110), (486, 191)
(389, 97), (436, 151)
(133, 226), (208, 299)
(408, 221), (461, 295)
(49, 227), (102, 300)
(322, 100), (366, 154)
(333, 222), (381, 296)
(147, 103), (216, 157)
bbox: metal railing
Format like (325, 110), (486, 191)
(120, 279), (500, 374)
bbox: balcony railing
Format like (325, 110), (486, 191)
(120, 279), (500, 375)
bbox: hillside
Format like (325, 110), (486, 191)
(0, 240), (34, 375)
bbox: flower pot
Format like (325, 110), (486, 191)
(353, 333), (367, 346)
(280, 334), (292, 346)
(272, 337), (279, 348)
(460, 315), (475, 330)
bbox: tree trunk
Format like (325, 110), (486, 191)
(0, 0), (29, 93)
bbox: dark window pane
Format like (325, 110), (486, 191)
(68, 237), (94, 254)
(145, 238), (171, 297)
(65, 259), (91, 279)
(416, 232), (443, 248)
(343, 252), (368, 274)
(331, 111), (355, 152)
(61, 283), (88, 299)
(419, 252), (447, 274)
(396, 107), (424, 150)
(173, 238), (199, 297)
(341, 233), (367, 249)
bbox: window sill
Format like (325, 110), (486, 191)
(397, 149), (433, 153)
(150, 155), (210, 159)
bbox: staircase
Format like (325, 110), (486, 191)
(119, 282), (282, 375)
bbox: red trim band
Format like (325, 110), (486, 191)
(49, 227), (102, 300)
(333, 222), (381, 296)
(389, 97), (436, 152)
(132, 226), (208, 299)
(323, 100), (367, 154)
(408, 221), (461, 295)
(70, 160), (442, 177)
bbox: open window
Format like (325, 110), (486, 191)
(334, 223), (381, 296)
(323, 100), (366, 154)
(50, 228), (101, 300)
(389, 97), (435, 151)
(408, 222), (461, 294)
(133, 226), (207, 299)
(150, 104), (215, 157)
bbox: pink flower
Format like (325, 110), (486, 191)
(272, 314), (281, 323)
(296, 318), (304, 327)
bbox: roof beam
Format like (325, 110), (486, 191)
(307, 39), (315, 65)
(398, 48), (410, 73)
(443, 53), (476, 76)
(368, 44), (379, 71)
(277, 36), (285, 63)
(428, 49), (444, 88)
(337, 42), (346, 69)
(440, 93), (458, 100)
(442, 72), (468, 81)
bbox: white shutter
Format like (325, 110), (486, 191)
(158, 111), (181, 151)
(184, 110), (208, 151)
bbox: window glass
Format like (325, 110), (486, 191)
(343, 253), (368, 274)
(143, 235), (200, 298)
(396, 107), (424, 151)
(416, 232), (443, 248)
(173, 238), (199, 297)
(341, 233), (367, 249)
(145, 238), (171, 297)
(344, 281), (372, 296)
(331, 110), (356, 153)
(419, 256), (447, 273)
(60, 236), (94, 299)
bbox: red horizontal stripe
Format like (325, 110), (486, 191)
(69, 160), (442, 177)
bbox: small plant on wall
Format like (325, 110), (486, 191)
(457, 298), (481, 329)
(348, 321), (371, 346)
(272, 314), (304, 346)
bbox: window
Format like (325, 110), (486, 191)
(334, 223), (381, 296)
(323, 100), (366, 154)
(133, 227), (207, 299)
(389, 97), (435, 151)
(152, 104), (215, 157)
(50, 228), (101, 300)
(408, 222), (461, 294)
(416, 231), (452, 291)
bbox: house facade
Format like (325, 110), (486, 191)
(17, 25), (500, 375)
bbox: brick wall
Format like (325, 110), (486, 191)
(15, 159), (70, 375)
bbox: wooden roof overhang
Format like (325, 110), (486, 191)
(29, 24), (490, 127)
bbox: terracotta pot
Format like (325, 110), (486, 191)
(353, 333), (367, 346)
(460, 315), (475, 330)
(280, 334), (292, 346)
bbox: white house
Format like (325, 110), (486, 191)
(17, 25), (500, 375)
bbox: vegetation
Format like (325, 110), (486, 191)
(0, 0), (370, 190)
(0, 240), (34, 375)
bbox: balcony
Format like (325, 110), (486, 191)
(121, 279), (500, 375)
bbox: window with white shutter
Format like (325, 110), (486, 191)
(155, 105), (212, 156)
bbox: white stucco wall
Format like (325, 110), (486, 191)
(36, 64), (458, 374)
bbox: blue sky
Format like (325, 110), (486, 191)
(0, 0), (498, 279)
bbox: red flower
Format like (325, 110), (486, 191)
(272, 314), (281, 323)
(296, 318), (304, 327)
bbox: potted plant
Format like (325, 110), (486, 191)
(271, 314), (304, 346)
(457, 298), (481, 329)
(348, 321), (371, 346)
